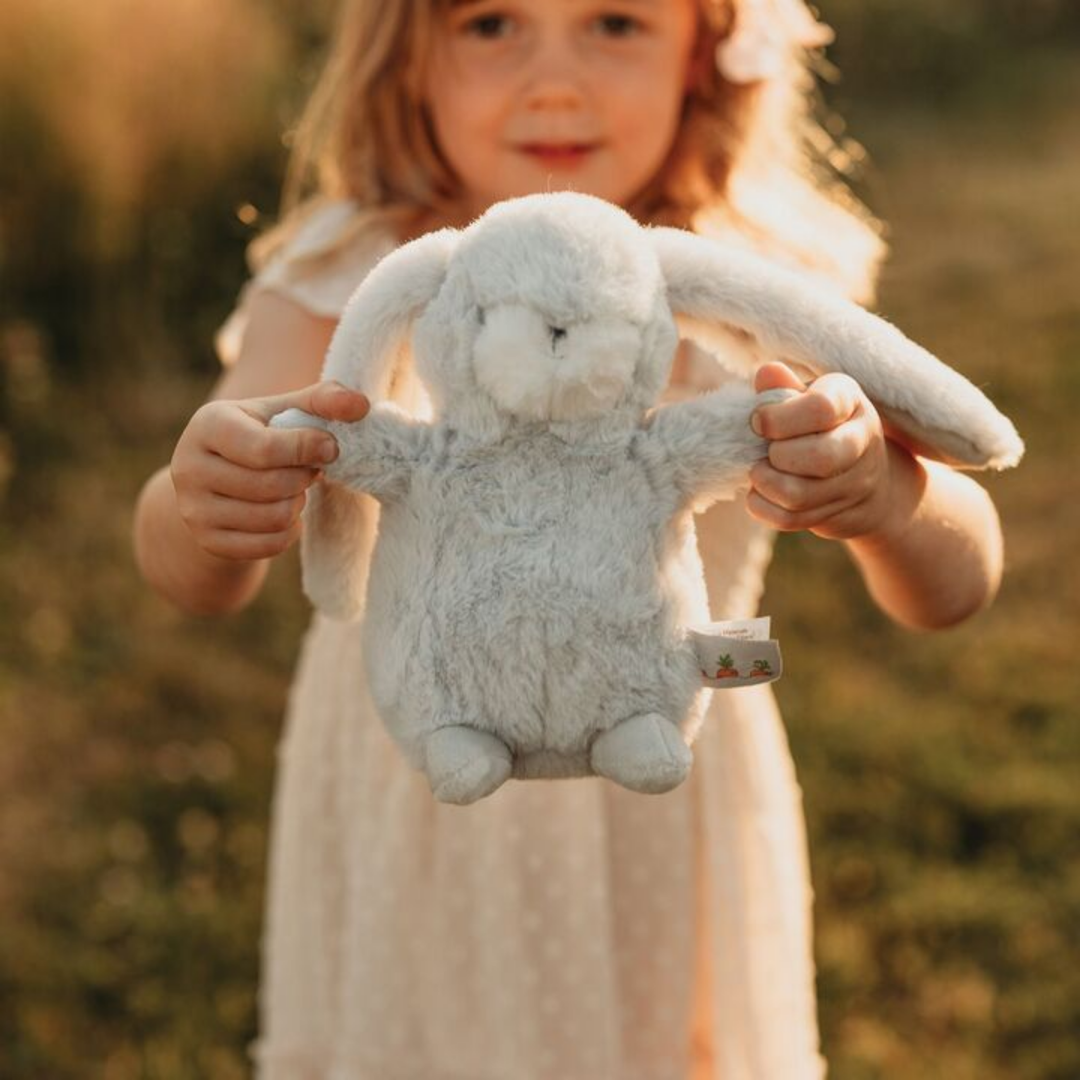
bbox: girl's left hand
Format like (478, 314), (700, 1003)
(747, 361), (908, 541)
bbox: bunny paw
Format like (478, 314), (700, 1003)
(425, 725), (514, 805)
(268, 408), (327, 431)
(590, 713), (693, 795)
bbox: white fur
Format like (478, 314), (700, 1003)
(472, 305), (641, 422)
(651, 226), (1024, 469)
(271, 191), (1023, 804)
(293, 228), (458, 618)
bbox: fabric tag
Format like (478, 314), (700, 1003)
(688, 616), (782, 688)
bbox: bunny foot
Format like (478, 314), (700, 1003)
(589, 713), (693, 795)
(425, 725), (514, 805)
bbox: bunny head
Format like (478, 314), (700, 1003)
(324, 193), (679, 437)
(420, 194), (676, 428)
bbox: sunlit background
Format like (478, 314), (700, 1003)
(1, 2), (1078, 1077)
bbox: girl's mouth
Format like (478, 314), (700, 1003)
(517, 143), (599, 169)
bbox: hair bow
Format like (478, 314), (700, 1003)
(715, 0), (834, 83)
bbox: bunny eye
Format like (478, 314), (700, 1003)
(476, 307), (486, 327)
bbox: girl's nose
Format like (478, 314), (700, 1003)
(521, 38), (587, 111)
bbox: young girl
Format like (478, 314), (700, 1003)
(134, 1), (1004, 1076)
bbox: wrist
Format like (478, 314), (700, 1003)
(176, 548), (271, 617)
(841, 444), (1003, 631)
(166, 492), (273, 615)
(135, 467), (270, 616)
(851, 438), (928, 553)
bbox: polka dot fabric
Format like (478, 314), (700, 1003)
(221, 204), (828, 1080)
(250, 607), (825, 1080)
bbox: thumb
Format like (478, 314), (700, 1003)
(251, 380), (371, 425)
(305, 380), (371, 423)
(753, 361), (807, 395)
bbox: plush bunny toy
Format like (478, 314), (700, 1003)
(272, 192), (1022, 806)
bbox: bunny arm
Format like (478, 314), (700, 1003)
(640, 385), (796, 511)
(269, 404), (432, 503)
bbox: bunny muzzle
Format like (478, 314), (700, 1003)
(472, 304), (642, 423)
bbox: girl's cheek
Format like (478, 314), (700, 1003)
(591, 50), (685, 97)
(441, 57), (519, 108)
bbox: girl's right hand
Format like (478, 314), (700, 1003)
(171, 380), (370, 561)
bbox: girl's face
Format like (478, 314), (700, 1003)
(424, 0), (700, 218)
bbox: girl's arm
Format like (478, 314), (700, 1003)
(840, 445), (1002, 631)
(748, 363), (1004, 631)
(133, 291), (366, 617)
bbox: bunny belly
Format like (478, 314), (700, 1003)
(361, 449), (709, 773)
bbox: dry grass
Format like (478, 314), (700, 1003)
(0, 0), (285, 233)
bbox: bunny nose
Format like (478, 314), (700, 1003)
(549, 325), (567, 345)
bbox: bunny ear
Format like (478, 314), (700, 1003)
(650, 226), (1023, 470)
(302, 226), (458, 622)
(322, 226), (458, 397)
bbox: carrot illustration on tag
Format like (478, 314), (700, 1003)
(714, 653), (739, 678)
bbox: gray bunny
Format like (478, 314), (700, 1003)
(273, 192), (1021, 805)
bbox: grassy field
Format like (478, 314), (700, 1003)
(1, 14), (1078, 1080)
(769, 60), (1080, 1080)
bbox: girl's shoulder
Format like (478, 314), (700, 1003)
(215, 198), (399, 367)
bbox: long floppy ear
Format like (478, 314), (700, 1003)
(302, 227), (458, 621)
(322, 226), (458, 394)
(650, 226), (1023, 470)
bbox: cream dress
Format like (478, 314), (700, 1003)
(216, 201), (826, 1080)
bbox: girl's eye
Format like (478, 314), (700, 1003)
(463, 13), (514, 39)
(593, 13), (642, 38)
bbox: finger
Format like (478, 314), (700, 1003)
(202, 458), (320, 502)
(754, 373), (864, 441)
(247, 381), (370, 425)
(749, 460), (876, 513)
(207, 410), (339, 470)
(199, 492), (307, 535)
(766, 420), (872, 479)
(200, 523), (303, 562)
(306, 381), (372, 423)
(745, 488), (853, 532)
(753, 361), (807, 395)
(751, 363), (807, 436)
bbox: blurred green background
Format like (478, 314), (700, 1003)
(1, 1), (1078, 1077)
